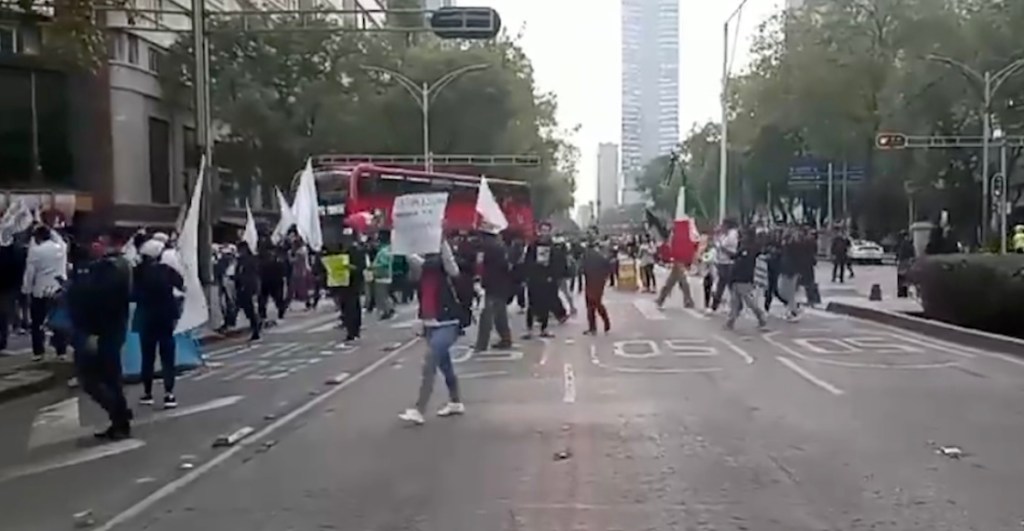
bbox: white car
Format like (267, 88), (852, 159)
(848, 239), (884, 264)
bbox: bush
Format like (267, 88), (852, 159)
(908, 254), (1024, 337)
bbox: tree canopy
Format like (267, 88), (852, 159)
(159, 16), (577, 218)
(640, 0), (1024, 240)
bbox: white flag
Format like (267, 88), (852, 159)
(175, 156), (210, 333)
(243, 200), (259, 252)
(271, 187), (296, 244)
(292, 159), (323, 252)
(475, 175), (508, 233)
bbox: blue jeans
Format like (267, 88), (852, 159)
(415, 323), (461, 412)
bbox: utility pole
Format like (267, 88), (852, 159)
(926, 54), (1024, 241)
(826, 162), (834, 226)
(192, 0), (213, 286)
(720, 0), (754, 224)
(360, 64), (489, 172)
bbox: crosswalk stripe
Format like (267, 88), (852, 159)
(632, 299), (667, 321)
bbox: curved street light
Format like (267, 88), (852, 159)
(926, 54), (1024, 240)
(719, 0), (755, 223)
(360, 63), (490, 172)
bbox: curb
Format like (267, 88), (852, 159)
(825, 301), (1024, 358)
(0, 327), (246, 405)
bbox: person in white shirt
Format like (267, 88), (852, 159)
(709, 219), (739, 312)
(22, 225), (69, 361)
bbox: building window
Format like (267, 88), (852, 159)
(0, 24), (18, 54)
(127, 34), (139, 64)
(147, 47), (161, 72)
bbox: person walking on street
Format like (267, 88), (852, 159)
(399, 238), (467, 425)
(1013, 225), (1024, 253)
(709, 219), (739, 313)
(581, 242), (612, 334)
(371, 230), (395, 319)
(523, 222), (564, 339)
(724, 230), (768, 331)
(235, 241), (262, 341)
(133, 238), (185, 409)
(474, 228), (514, 351)
(22, 224), (69, 362)
(257, 239), (288, 323)
(830, 231), (851, 283)
(66, 233), (133, 440)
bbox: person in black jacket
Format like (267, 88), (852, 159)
(0, 236), (25, 352)
(337, 229), (368, 342)
(235, 241), (262, 341)
(474, 229), (513, 351)
(68, 233), (133, 440)
(133, 238), (185, 409)
(724, 229), (768, 331)
(258, 238), (288, 322)
(522, 222), (566, 338)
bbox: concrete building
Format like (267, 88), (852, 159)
(620, 0), (678, 205)
(575, 201), (595, 229)
(596, 142), (620, 214)
(420, 0), (453, 8)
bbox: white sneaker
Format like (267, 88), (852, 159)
(437, 402), (465, 417)
(399, 408), (425, 425)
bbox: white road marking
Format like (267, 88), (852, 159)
(684, 308), (710, 320)
(203, 344), (250, 360)
(765, 332), (957, 370)
(776, 356), (845, 396)
(27, 398), (81, 449)
(153, 395), (244, 422)
(219, 360), (271, 381)
(714, 335), (755, 364)
(459, 370), (508, 379)
(539, 338), (550, 365)
(92, 337), (421, 531)
(563, 363), (576, 403)
(257, 342), (301, 359)
(308, 321), (343, 333)
(0, 439), (146, 484)
(590, 345), (719, 374)
(269, 312), (340, 334)
(632, 299), (668, 320)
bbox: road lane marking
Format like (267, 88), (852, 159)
(563, 363), (576, 403)
(269, 312), (340, 334)
(0, 439), (146, 484)
(459, 370), (508, 379)
(714, 335), (755, 364)
(684, 308), (710, 320)
(776, 356), (845, 396)
(27, 397), (80, 449)
(764, 331), (957, 370)
(93, 336), (422, 531)
(632, 299), (668, 320)
(539, 338), (550, 365)
(308, 321), (343, 333)
(589, 345), (720, 374)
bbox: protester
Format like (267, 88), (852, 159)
(709, 219), (739, 313)
(523, 221), (564, 339)
(399, 238), (467, 425)
(258, 237), (289, 322)
(830, 230), (851, 283)
(638, 236), (658, 293)
(133, 238), (185, 409)
(724, 230), (769, 331)
(581, 242), (612, 335)
(235, 241), (262, 341)
(475, 227), (514, 351)
(0, 232), (25, 352)
(554, 236), (577, 316)
(67, 233), (133, 440)
(22, 224), (69, 361)
(371, 230), (395, 320)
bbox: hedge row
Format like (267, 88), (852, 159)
(908, 254), (1024, 338)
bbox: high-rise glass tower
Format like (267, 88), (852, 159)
(620, 0), (679, 205)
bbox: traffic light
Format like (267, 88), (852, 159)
(876, 132), (908, 150)
(430, 7), (502, 40)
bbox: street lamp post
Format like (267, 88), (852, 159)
(720, 0), (753, 224)
(361, 64), (489, 172)
(926, 54), (1024, 242)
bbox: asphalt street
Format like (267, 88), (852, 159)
(3, 277), (1024, 530)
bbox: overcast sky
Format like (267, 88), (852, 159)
(476, 0), (783, 208)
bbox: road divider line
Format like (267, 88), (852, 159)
(93, 336), (422, 531)
(540, 338), (550, 366)
(269, 312), (340, 334)
(459, 370), (508, 379)
(563, 363), (576, 403)
(632, 299), (668, 321)
(0, 439), (146, 484)
(776, 356), (844, 396)
(714, 335), (755, 364)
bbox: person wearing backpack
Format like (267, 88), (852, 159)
(67, 232), (133, 440)
(133, 238), (185, 409)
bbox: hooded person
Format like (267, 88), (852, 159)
(522, 221), (567, 339)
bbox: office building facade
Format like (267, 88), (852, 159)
(596, 142), (620, 213)
(620, 0), (678, 205)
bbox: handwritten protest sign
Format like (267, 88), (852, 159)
(391, 192), (449, 255)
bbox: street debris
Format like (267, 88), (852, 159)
(256, 440), (278, 454)
(134, 477), (156, 484)
(383, 342), (404, 352)
(553, 449), (573, 461)
(264, 413), (277, 420)
(179, 462), (195, 470)
(67, 377), (78, 389)
(565, 339), (575, 345)
(213, 426), (255, 447)
(72, 509), (95, 528)
(326, 372), (350, 385)
(938, 446), (963, 459)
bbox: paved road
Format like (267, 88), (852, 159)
(3, 285), (1024, 530)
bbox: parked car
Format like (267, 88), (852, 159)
(848, 239), (885, 264)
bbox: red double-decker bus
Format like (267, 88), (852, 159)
(299, 161), (534, 245)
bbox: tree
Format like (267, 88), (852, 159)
(160, 17), (577, 217)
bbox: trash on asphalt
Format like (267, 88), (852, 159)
(256, 440), (278, 454)
(309, 389), (320, 396)
(938, 446), (963, 459)
(213, 426), (255, 447)
(179, 462), (195, 470)
(383, 342), (404, 352)
(565, 339), (575, 345)
(134, 477), (156, 484)
(264, 413), (277, 420)
(553, 449), (573, 461)
(67, 377), (78, 389)
(72, 509), (94, 528)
